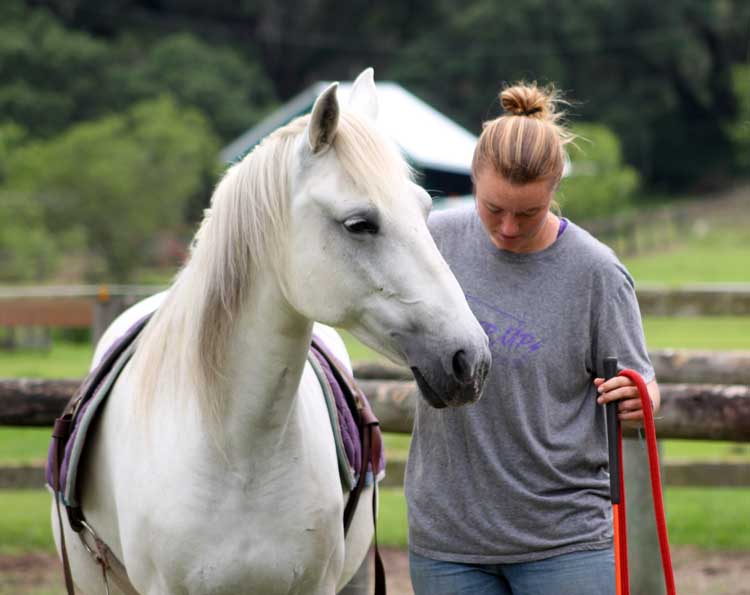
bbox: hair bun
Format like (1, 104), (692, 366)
(500, 83), (557, 120)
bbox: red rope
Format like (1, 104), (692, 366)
(617, 369), (676, 595)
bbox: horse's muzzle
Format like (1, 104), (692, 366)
(411, 344), (491, 409)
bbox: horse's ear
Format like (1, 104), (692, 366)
(348, 67), (378, 120)
(307, 82), (340, 155)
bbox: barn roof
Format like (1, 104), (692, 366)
(220, 81), (478, 175)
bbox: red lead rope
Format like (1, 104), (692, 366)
(613, 368), (676, 595)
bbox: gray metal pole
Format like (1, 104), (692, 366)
(338, 552), (371, 595)
(623, 437), (666, 595)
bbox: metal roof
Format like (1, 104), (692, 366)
(220, 81), (478, 175)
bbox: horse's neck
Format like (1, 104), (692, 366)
(218, 276), (313, 462)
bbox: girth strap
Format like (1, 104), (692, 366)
(311, 336), (386, 595)
(51, 416), (76, 595)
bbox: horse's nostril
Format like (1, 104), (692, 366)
(452, 349), (472, 383)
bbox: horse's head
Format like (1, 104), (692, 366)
(282, 69), (490, 408)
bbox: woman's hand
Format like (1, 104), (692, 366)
(594, 376), (661, 428)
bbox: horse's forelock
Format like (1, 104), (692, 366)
(333, 112), (415, 205)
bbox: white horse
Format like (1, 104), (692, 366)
(52, 68), (490, 595)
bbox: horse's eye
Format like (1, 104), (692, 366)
(343, 216), (379, 235)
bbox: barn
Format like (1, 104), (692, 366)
(220, 79), (478, 203)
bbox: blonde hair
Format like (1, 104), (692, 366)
(472, 82), (574, 187)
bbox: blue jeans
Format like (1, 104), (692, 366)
(409, 547), (615, 595)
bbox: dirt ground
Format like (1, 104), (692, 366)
(2, 547), (750, 594)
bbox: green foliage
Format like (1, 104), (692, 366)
(0, 2), (112, 138)
(111, 33), (276, 141)
(0, 1), (275, 143)
(558, 123), (640, 220)
(0, 190), (60, 281)
(0, 122), (26, 182)
(4, 96), (220, 281)
(389, 0), (746, 191)
(726, 64), (750, 173)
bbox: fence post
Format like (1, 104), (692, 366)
(92, 285), (125, 347)
(623, 437), (666, 595)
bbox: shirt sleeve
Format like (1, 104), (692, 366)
(592, 265), (655, 382)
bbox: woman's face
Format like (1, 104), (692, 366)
(474, 168), (556, 253)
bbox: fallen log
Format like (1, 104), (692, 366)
(358, 380), (750, 440)
(0, 378), (78, 426)
(2, 378), (750, 440)
(354, 349), (750, 386)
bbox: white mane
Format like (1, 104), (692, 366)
(129, 111), (412, 427)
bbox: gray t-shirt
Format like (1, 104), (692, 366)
(406, 205), (654, 564)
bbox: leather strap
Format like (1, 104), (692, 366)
(48, 314), (153, 595)
(311, 337), (386, 595)
(83, 530), (141, 595)
(52, 416), (76, 595)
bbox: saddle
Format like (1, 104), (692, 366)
(47, 314), (386, 595)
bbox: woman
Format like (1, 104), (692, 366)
(406, 82), (660, 594)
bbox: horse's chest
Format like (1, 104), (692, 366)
(176, 496), (344, 594)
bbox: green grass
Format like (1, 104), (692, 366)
(383, 433), (411, 459)
(374, 486), (750, 550)
(642, 316), (750, 350)
(623, 228), (750, 285)
(0, 342), (92, 379)
(377, 488), (409, 548)
(0, 490), (54, 554)
(665, 487), (750, 549)
(2, 485), (749, 553)
(663, 440), (750, 461)
(0, 428), (51, 465)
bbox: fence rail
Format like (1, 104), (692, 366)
(3, 285), (750, 332)
(2, 379), (747, 439)
(1, 349), (748, 492)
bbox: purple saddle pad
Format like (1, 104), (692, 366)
(47, 318), (385, 507)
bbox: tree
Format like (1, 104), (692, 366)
(726, 64), (750, 174)
(0, 1), (112, 138)
(0, 190), (61, 281)
(5, 96), (220, 281)
(389, 0), (747, 191)
(559, 124), (640, 221)
(110, 33), (276, 141)
(0, 2), (276, 142)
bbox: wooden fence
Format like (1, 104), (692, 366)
(2, 283), (750, 346)
(1, 349), (748, 595)
(1, 349), (748, 487)
(0, 285), (160, 347)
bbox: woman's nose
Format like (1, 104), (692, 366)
(501, 216), (520, 235)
